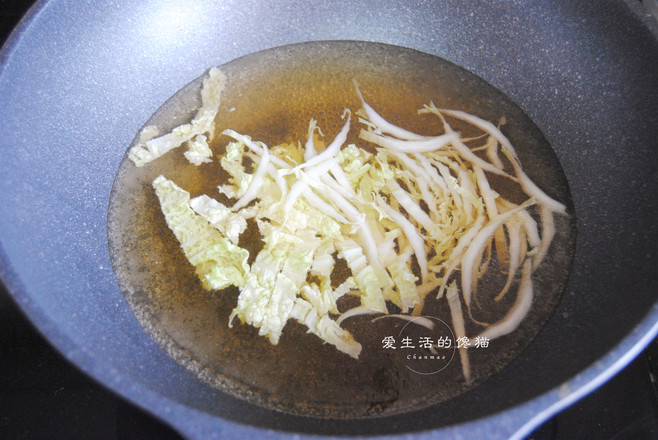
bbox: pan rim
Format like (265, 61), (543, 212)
(1, 248), (656, 439)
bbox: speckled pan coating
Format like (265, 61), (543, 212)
(0, 1), (656, 439)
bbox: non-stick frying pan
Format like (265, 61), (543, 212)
(0, 1), (656, 439)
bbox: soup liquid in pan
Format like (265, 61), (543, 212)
(107, 41), (576, 418)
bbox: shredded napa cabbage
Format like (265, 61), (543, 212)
(152, 175), (249, 290)
(129, 68), (227, 167)
(189, 194), (247, 245)
(143, 68), (565, 363)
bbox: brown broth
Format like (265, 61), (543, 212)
(107, 41), (576, 418)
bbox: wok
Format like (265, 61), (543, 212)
(0, 0), (656, 438)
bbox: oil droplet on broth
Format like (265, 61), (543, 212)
(107, 41), (576, 418)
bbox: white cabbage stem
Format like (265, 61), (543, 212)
(446, 282), (471, 383)
(360, 129), (459, 153)
(478, 260), (534, 340)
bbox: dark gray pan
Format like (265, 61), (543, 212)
(0, 1), (656, 438)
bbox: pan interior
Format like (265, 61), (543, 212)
(107, 41), (575, 418)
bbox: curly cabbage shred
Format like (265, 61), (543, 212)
(129, 68), (227, 167)
(144, 68), (566, 364)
